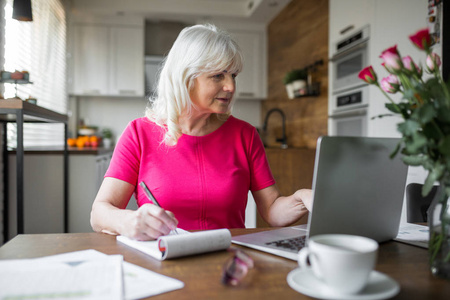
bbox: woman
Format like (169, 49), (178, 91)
(91, 24), (312, 241)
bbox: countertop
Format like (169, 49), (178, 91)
(8, 146), (114, 155)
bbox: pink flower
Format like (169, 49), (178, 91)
(358, 66), (377, 84)
(409, 28), (432, 51)
(380, 75), (400, 94)
(380, 45), (402, 72)
(402, 56), (422, 76)
(426, 52), (441, 72)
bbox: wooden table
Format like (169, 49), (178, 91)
(0, 228), (449, 299)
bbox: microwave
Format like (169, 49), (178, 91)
(331, 25), (370, 94)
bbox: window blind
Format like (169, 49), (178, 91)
(3, 0), (67, 148)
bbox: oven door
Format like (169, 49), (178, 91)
(332, 42), (368, 94)
(329, 108), (368, 137)
(331, 86), (369, 114)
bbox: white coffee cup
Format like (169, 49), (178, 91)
(298, 234), (378, 295)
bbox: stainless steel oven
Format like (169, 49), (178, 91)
(329, 107), (368, 136)
(331, 25), (370, 94)
(329, 25), (370, 137)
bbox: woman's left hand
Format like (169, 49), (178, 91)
(293, 189), (313, 211)
(253, 185), (313, 227)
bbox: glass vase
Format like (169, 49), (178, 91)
(427, 181), (450, 279)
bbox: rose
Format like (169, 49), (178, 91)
(409, 28), (432, 51)
(426, 52), (442, 72)
(358, 66), (377, 84)
(380, 74), (400, 94)
(402, 56), (422, 76)
(379, 45), (402, 72)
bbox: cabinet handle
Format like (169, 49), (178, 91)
(119, 90), (136, 95)
(239, 92), (255, 97)
(83, 89), (100, 94)
(340, 25), (355, 35)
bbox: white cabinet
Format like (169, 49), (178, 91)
(109, 26), (145, 96)
(328, 0), (428, 138)
(329, 0), (375, 47)
(72, 25), (109, 95)
(69, 152), (137, 233)
(367, 0), (428, 138)
(69, 153), (112, 233)
(229, 29), (267, 100)
(70, 20), (144, 97)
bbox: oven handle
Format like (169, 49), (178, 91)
(329, 108), (367, 119)
(330, 41), (368, 62)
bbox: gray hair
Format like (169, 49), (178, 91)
(145, 24), (243, 146)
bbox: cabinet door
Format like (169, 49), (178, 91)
(231, 31), (266, 99)
(72, 25), (109, 95)
(109, 26), (144, 96)
(329, 0), (374, 47)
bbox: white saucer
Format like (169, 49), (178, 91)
(287, 268), (400, 300)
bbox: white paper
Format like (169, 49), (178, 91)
(38, 249), (184, 300)
(394, 223), (429, 248)
(159, 229), (232, 259)
(117, 228), (232, 260)
(0, 254), (123, 300)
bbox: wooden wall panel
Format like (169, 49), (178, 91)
(263, 0), (329, 150)
(257, 148), (316, 227)
(256, 0), (329, 227)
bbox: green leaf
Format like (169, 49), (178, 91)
(405, 132), (428, 154)
(403, 89), (417, 102)
(371, 113), (394, 120)
(437, 106), (450, 123)
(398, 120), (420, 136)
(390, 142), (401, 158)
(401, 154), (426, 166)
(422, 122), (442, 140)
(425, 77), (445, 99)
(385, 103), (402, 114)
(415, 103), (436, 123)
(423, 165), (444, 196)
(438, 136), (450, 156)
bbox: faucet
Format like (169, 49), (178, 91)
(262, 108), (288, 149)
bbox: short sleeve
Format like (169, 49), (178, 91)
(248, 128), (276, 191)
(104, 120), (141, 185)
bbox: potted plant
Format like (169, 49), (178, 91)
(283, 70), (296, 99)
(359, 28), (450, 279)
(102, 128), (113, 148)
(284, 68), (308, 99)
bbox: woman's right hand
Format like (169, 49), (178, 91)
(91, 177), (178, 241)
(124, 203), (178, 241)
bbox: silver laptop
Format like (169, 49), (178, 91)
(232, 136), (409, 260)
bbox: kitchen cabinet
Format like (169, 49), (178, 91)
(69, 149), (138, 233)
(329, 0), (375, 47)
(229, 29), (267, 100)
(328, 0), (428, 138)
(6, 150), (113, 236)
(70, 19), (144, 97)
(69, 152), (112, 233)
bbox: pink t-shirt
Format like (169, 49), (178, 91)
(105, 116), (275, 230)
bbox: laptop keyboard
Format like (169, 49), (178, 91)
(265, 236), (307, 252)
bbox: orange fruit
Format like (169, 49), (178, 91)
(76, 136), (88, 148)
(67, 138), (76, 147)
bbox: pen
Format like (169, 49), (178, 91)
(139, 181), (178, 234)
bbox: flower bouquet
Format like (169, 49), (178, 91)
(359, 28), (450, 279)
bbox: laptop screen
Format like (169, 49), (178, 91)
(307, 136), (408, 242)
